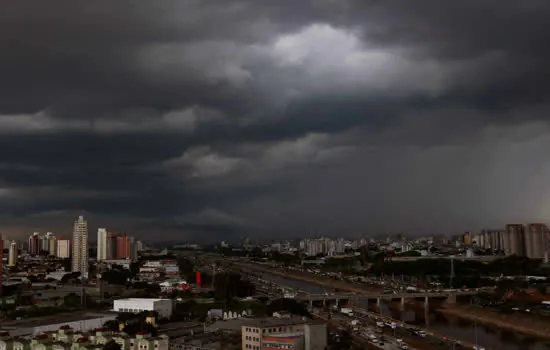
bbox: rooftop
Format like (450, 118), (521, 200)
(116, 298), (169, 302)
(242, 317), (321, 328)
(0, 312), (115, 330)
(263, 332), (304, 341)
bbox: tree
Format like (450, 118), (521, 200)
(129, 262), (141, 278)
(103, 320), (120, 332)
(63, 293), (81, 307)
(61, 272), (80, 284)
(213, 272), (256, 302)
(101, 269), (130, 285)
(267, 298), (311, 318)
(103, 340), (121, 350)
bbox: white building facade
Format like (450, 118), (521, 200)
(56, 238), (70, 259)
(97, 228), (107, 261)
(113, 298), (173, 319)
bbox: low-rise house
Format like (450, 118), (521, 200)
(0, 328), (169, 350)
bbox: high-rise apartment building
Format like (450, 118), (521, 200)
(504, 224), (525, 256)
(116, 233), (131, 259)
(463, 232), (472, 245)
(304, 239), (326, 256)
(525, 224), (549, 259)
(136, 240), (144, 252)
(28, 232), (40, 256)
(97, 228), (107, 261)
(56, 238), (70, 259)
(107, 232), (117, 260)
(43, 232), (57, 256)
(72, 216), (89, 274)
(8, 241), (17, 267)
(479, 229), (505, 251)
(128, 236), (137, 260)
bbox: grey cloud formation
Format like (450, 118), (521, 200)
(1, 0), (550, 241)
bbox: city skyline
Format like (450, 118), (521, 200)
(2, 2), (550, 240)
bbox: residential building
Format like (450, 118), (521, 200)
(480, 229), (504, 250)
(523, 223), (549, 259)
(41, 232), (57, 256)
(56, 238), (71, 259)
(97, 228), (107, 261)
(505, 224), (525, 256)
(463, 232), (472, 245)
(107, 232), (117, 260)
(72, 216), (89, 274)
(113, 298), (173, 319)
(8, 241), (17, 266)
(117, 234), (129, 259)
(304, 239), (326, 256)
(0, 327), (169, 350)
(28, 232), (40, 256)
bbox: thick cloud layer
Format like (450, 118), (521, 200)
(1, 1), (550, 241)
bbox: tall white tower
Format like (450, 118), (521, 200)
(97, 228), (107, 261)
(8, 241), (17, 267)
(72, 216), (89, 275)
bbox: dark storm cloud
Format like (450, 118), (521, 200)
(1, 0), (550, 240)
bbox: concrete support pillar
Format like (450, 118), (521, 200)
(424, 296), (430, 326)
(309, 299), (313, 310)
(376, 297), (381, 311)
(323, 298), (326, 308)
(400, 297), (405, 311)
(335, 298), (339, 308)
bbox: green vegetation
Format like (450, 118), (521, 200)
(213, 272), (256, 302)
(104, 311), (159, 336)
(103, 340), (122, 350)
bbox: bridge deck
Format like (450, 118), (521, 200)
(295, 291), (477, 301)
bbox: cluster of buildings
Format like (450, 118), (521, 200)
(97, 228), (140, 262)
(1, 216), (143, 279)
(138, 260), (179, 282)
(466, 223), (550, 258)
(299, 238), (348, 256)
(27, 232), (71, 259)
(23, 232), (71, 261)
(0, 326), (169, 350)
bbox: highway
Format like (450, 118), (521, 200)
(351, 307), (485, 350)
(242, 263), (487, 349)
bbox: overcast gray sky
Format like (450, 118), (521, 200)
(2, 1), (550, 241)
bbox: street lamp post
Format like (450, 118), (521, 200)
(474, 321), (479, 350)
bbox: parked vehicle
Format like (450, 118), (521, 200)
(340, 307), (354, 316)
